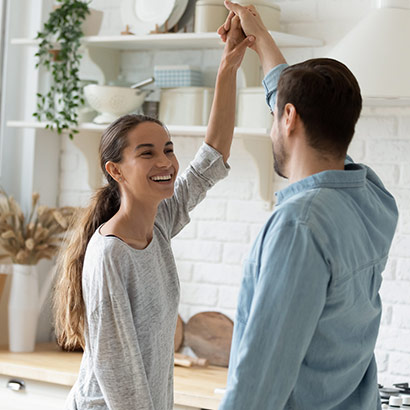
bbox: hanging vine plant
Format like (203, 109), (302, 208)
(33, 0), (90, 139)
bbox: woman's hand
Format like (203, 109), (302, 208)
(219, 14), (255, 71)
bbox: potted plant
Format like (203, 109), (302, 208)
(0, 189), (77, 351)
(33, 0), (91, 140)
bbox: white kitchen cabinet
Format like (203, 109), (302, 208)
(0, 344), (227, 410)
(0, 375), (213, 410)
(0, 374), (70, 410)
(0, 375), (203, 410)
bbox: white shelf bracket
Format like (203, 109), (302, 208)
(70, 131), (103, 190)
(84, 46), (121, 84)
(241, 137), (275, 210)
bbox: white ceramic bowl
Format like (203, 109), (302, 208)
(83, 84), (149, 124)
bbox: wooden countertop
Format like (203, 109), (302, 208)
(0, 343), (227, 410)
(0, 343), (80, 386)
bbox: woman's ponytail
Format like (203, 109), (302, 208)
(54, 183), (120, 350)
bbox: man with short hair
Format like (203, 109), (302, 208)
(217, 2), (398, 409)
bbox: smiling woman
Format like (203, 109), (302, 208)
(52, 12), (254, 410)
(103, 122), (179, 212)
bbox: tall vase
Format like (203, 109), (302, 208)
(8, 264), (39, 352)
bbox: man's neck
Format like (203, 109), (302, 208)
(287, 150), (345, 184)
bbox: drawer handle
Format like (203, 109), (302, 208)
(7, 379), (25, 391)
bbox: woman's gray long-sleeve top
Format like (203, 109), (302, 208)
(65, 143), (229, 410)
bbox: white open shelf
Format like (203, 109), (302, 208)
(7, 120), (274, 207)
(11, 31), (324, 50)
(11, 30), (304, 207)
(6, 120), (270, 138)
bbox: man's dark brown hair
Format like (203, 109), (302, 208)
(276, 58), (362, 158)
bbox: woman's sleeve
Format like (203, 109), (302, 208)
(157, 142), (230, 238)
(87, 293), (155, 410)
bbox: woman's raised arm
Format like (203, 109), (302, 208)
(204, 16), (254, 162)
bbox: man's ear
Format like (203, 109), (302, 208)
(105, 161), (123, 183)
(283, 103), (298, 135)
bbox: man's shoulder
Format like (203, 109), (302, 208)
(268, 186), (352, 244)
(273, 187), (324, 225)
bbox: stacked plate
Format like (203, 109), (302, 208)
(121, 0), (195, 34)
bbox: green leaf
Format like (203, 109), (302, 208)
(34, 0), (90, 139)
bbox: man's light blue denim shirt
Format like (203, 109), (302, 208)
(219, 64), (399, 410)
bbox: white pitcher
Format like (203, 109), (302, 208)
(8, 264), (54, 352)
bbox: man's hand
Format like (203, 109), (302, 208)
(218, 0), (287, 75)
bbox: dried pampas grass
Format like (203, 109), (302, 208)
(0, 189), (77, 265)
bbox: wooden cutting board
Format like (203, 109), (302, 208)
(184, 312), (233, 367)
(174, 314), (184, 352)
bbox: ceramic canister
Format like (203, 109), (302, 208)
(194, 0), (229, 33)
(237, 87), (273, 129)
(159, 87), (215, 126)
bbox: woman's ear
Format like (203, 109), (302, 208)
(105, 161), (123, 183)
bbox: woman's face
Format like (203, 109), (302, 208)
(117, 121), (179, 202)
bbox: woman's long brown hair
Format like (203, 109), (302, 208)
(53, 114), (164, 350)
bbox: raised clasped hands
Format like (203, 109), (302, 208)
(218, 0), (286, 75)
(218, 0), (269, 51)
(217, 3), (256, 70)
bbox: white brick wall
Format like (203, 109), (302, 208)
(58, 0), (410, 386)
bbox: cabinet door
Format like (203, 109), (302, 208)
(0, 375), (70, 410)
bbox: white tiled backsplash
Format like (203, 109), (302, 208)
(57, 0), (410, 386)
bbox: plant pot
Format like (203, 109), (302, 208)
(51, 6), (103, 37)
(82, 8), (104, 36)
(8, 264), (40, 352)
